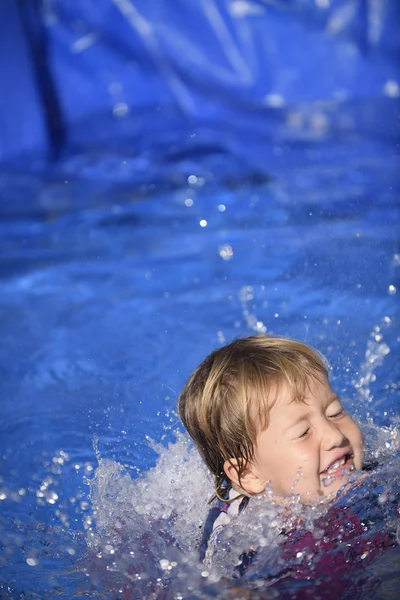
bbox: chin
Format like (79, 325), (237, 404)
(320, 474), (357, 499)
(298, 480), (351, 505)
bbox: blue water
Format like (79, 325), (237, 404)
(0, 139), (399, 598)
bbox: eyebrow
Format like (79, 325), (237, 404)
(284, 395), (341, 430)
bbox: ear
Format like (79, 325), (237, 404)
(223, 458), (267, 496)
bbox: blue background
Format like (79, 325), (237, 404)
(0, 1), (399, 598)
(1, 0), (399, 166)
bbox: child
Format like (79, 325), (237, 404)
(178, 334), (365, 564)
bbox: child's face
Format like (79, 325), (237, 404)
(251, 376), (364, 503)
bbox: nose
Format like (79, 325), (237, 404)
(321, 418), (348, 451)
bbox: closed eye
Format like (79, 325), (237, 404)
(298, 428), (310, 439)
(329, 408), (344, 419)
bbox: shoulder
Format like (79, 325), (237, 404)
(199, 490), (248, 562)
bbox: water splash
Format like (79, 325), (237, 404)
(239, 285), (267, 334)
(355, 318), (392, 404)
(85, 432), (215, 597)
(84, 422), (399, 599)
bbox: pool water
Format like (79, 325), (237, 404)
(0, 139), (399, 598)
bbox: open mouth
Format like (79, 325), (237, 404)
(320, 452), (354, 479)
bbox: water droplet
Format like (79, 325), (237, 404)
(264, 93), (285, 107)
(26, 558), (38, 566)
(259, 537), (267, 547)
(218, 244), (233, 260)
(160, 559), (170, 570)
(383, 80), (400, 98)
(315, 0), (330, 7)
(113, 102), (129, 117)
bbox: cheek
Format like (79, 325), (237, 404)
(294, 443), (319, 472)
(343, 420), (364, 463)
(257, 437), (290, 476)
(347, 420), (363, 445)
(352, 424), (364, 461)
(279, 440), (317, 476)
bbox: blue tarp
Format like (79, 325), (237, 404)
(1, 0), (399, 165)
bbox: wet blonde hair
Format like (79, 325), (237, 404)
(178, 334), (328, 500)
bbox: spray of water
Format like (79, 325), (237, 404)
(83, 320), (399, 598)
(86, 432), (219, 598)
(354, 317), (392, 404)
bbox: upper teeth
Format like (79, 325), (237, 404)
(326, 457), (346, 473)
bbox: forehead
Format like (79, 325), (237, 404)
(270, 375), (334, 419)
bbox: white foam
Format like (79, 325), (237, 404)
(85, 422), (399, 597)
(88, 431), (212, 555)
